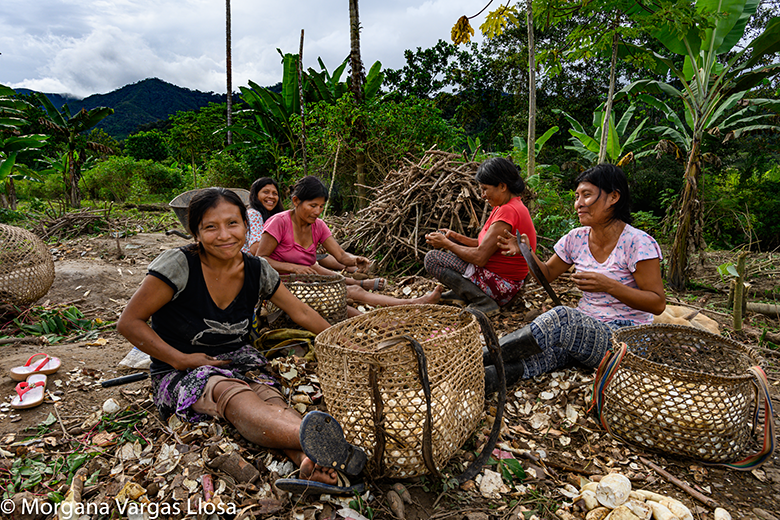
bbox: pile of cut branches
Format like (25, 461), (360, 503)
(330, 149), (491, 275)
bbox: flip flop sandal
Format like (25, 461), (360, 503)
(10, 353), (62, 381)
(275, 470), (365, 496)
(10, 374), (47, 410)
(299, 411), (367, 476)
(359, 278), (386, 292)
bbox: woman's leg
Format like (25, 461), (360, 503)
(423, 250), (469, 280)
(200, 378), (337, 485)
(520, 307), (616, 378)
(346, 284), (443, 307)
(314, 263), (385, 290)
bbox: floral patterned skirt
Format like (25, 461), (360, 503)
(151, 345), (278, 422)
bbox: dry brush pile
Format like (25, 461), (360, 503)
(330, 149), (498, 274)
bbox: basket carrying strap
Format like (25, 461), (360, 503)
(589, 341), (628, 435)
(458, 308), (507, 484)
(372, 308), (507, 484)
(591, 345), (776, 471)
(714, 366), (775, 471)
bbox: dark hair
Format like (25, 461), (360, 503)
(474, 157), (525, 195)
(291, 175), (329, 203)
(187, 187), (248, 240)
(249, 177), (284, 221)
(576, 164), (632, 224)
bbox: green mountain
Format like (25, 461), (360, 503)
(19, 78), (226, 140)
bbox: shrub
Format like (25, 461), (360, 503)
(81, 156), (183, 202)
(201, 154), (253, 189)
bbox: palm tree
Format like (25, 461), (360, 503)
(35, 94), (114, 208)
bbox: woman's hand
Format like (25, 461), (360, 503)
(354, 256), (371, 272)
(290, 264), (318, 275)
(572, 271), (616, 293)
(425, 231), (449, 249)
(497, 229), (524, 257)
(175, 353), (232, 371)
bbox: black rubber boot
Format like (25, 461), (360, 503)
(439, 290), (467, 306)
(439, 268), (499, 316)
(482, 325), (542, 365)
(484, 362), (525, 395)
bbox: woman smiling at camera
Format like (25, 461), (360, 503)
(117, 188), (366, 490)
(486, 164), (666, 393)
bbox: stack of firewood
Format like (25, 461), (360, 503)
(330, 149), (492, 274)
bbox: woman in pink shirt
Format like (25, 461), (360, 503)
(256, 176), (442, 316)
(492, 164), (665, 392)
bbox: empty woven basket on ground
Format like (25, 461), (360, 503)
(593, 324), (775, 469)
(314, 304), (502, 479)
(0, 224), (55, 307)
(266, 273), (347, 326)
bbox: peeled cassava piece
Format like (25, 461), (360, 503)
(646, 501), (678, 520)
(586, 507), (612, 520)
(605, 505), (642, 520)
(714, 508), (732, 520)
(596, 473), (632, 509)
(623, 500), (652, 520)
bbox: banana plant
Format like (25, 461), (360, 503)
(0, 85), (49, 209)
(553, 104), (649, 166)
(35, 93), (113, 208)
(511, 126), (559, 174)
(620, 0), (780, 289)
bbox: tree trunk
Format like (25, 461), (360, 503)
(668, 138), (701, 290)
(598, 28), (619, 164)
(7, 179), (16, 210)
(298, 30), (308, 175)
(526, 0), (536, 178)
(67, 150), (81, 208)
(226, 0), (233, 146)
(349, 0), (367, 209)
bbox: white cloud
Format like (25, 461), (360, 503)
(1, 0), (488, 97)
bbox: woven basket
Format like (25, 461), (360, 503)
(594, 324), (774, 467)
(267, 273), (348, 327)
(169, 188), (250, 231)
(314, 304), (499, 479)
(0, 224), (55, 307)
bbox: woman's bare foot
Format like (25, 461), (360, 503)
(410, 285), (444, 305)
(300, 456), (338, 485)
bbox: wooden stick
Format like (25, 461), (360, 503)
(639, 457), (719, 509)
(0, 335), (40, 345)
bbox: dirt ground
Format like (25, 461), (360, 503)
(1, 232), (780, 519)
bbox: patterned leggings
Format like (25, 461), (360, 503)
(520, 306), (633, 379)
(424, 249), (470, 277)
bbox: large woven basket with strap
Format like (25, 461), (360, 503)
(313, 304), (506, 481)
(0, 224), (55, 307)
(593, 324), (775, 469)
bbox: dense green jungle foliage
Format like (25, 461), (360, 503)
(2, 0), (779, 259)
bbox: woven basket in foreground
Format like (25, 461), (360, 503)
(0, 224), (55, 307)
(314, 304), (486, 478)
(594, 324), (775, 469)
(267, 273), (347, 326)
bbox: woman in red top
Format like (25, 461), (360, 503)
(424, 157), (537, 316)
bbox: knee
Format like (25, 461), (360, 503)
(423, 250), (438, 274)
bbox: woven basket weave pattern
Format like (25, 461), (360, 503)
(0, 224), (55, 307)
(604, 324), (763, 462)
(268, 273), (348, 325)
(315, 305), (484, 478)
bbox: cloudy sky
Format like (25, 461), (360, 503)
(1, 0), (486, 99)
